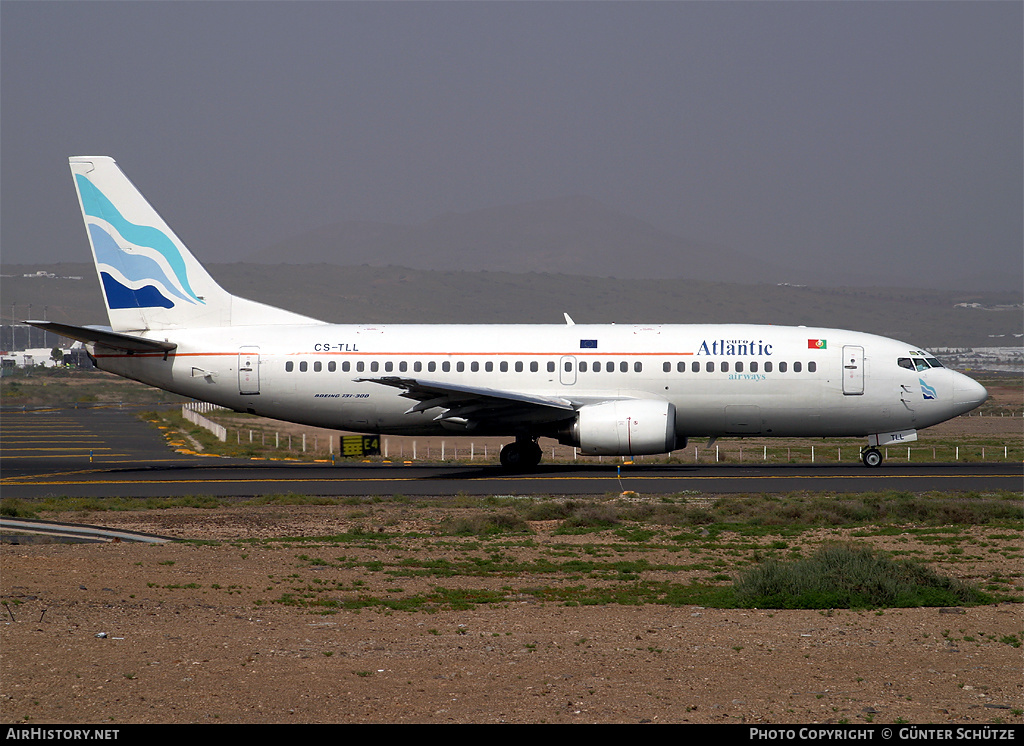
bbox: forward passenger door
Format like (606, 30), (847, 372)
(842, 345), (864, 395)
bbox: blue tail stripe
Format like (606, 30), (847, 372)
(88, 224), (194, 305)
(76, 174), (203, 304)
(101, 272), (175, 310)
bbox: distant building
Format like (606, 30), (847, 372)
(19, 270), (83, 280)
(1, 343), (93, 370)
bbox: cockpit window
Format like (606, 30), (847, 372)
(913, 358), (930, 372)
(897, 358), (913, 370)
(926, 357), (943, 368)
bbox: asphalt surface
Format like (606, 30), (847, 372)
(2, 407), (1021, 499)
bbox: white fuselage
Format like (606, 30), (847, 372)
(90, 322), (987, 444)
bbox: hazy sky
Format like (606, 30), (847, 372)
(2, 1), (1021, 290)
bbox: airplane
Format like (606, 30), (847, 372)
(27, 156), (989, 470)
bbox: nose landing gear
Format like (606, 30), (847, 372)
(860, 447), (883, 467)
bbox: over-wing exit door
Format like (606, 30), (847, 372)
(559, 356), (577, 385)
(238, 346), (260, 395)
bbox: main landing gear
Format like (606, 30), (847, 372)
(860, 447), (883, 467)
(499, 436), (542, 470)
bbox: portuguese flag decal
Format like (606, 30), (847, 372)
(808, 339), (827, 349)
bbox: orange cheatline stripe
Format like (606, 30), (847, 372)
(94, 350), (698, 359)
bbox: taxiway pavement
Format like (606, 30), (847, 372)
(2, 407), (1020, 500)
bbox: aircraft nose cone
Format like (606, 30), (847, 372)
(953, 375), (988, 413)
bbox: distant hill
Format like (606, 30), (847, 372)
(2, 262), (1021, 349)
(245, 195), (1023, 291)
(249, 195), (854, 286)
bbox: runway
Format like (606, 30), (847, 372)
(2, 407), (1021, 500)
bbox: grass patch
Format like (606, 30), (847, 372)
(733, 543), (992, 610)
(442, 512), (531, 536)
(6, 490), (1018, 614)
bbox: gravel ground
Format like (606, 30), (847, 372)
(2, 383), (1020, 724)
(1, 503), (1021, 725)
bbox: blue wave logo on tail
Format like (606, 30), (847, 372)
(919, 378), (937, 400)
(76, 174), (204, 309)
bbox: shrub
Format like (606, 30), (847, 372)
(733, 543), (990, 610)
(0, 499), (38, 519)
(444, 512), (531, 536)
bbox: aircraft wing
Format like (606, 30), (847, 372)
(24, 321), (177, 353)
(356, 376), (577, 428)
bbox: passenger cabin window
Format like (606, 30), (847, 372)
(328, 361), (336, 372)
(793, 361), (801, 373)
(299, 361), (308, 372)
(285, 361), (294, 372)
(750, 361), (758, 373)
(808, 361), (816, 373)
(779, 362), (787, 372)
(314, 361), (322, 372)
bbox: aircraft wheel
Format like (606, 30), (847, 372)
(861, 447), (883, 467)
(500, 440), (542, 471)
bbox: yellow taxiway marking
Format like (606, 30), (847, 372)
(0, 455), (134, 462)
(1, 447), (115, 451)
(0, 472), (1002, 487)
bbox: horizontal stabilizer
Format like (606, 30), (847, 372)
(24, 321), (177, 353)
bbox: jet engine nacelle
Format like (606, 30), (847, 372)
(564, 399), (678, 456)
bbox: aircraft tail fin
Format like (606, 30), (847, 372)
(69, 156), (322, 332)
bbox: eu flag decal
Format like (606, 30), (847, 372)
(580, 339), (598, 349)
